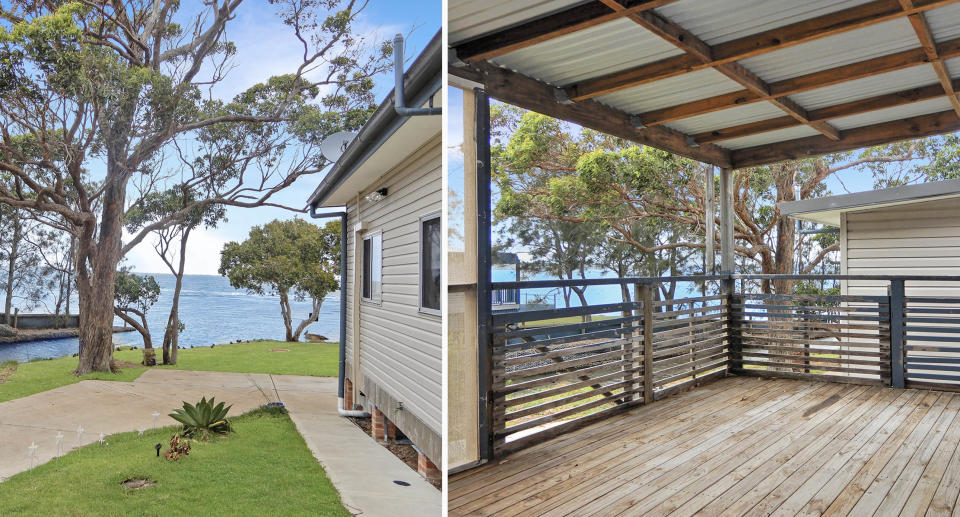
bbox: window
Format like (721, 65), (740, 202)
(362, 233), (382, 302)
(420, 214), (441, 313)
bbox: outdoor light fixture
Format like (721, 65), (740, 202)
(365, 188), (388, 203)
(155, 443), (162, 457)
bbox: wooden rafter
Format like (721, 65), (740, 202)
(452, 0), (679, 63)
(637, 37), (960, 126)
(563, 0), (960, 101)
(900, 0), (960, 116)
(448, 60), (732, 168)
(598, 0), (840, 139)
(693, 82), (955, 144)
(730, 109), (960, 168)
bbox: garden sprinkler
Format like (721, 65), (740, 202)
(76, 424), (83, 444)
(55, 432), (64, 458)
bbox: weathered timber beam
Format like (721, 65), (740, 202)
(564, 0), (960, 101)
(603, 0), (840, 139)
(900, 0), (960, 115)
(448, 61), (732, 168)
(730, 109), (960, 168)
(452, 0), (679, 62)
(638, 36), (960, 126)
(693, 81), (955, 144)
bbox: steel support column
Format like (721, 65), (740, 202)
(475, 89), (494, 460)
(719, 167), (735, 293)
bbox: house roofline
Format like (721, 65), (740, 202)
(779, 178), (960, 221)
(307, 29), (441, 209)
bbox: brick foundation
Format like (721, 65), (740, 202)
(417, 452), (441, 482)
(371, 407), (388, 442)
(343, 378), (354, 410)
(386, 419), (398, 441)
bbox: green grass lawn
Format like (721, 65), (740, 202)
(520, 314), (617, 327)
(0, 407), (349, 517)
(0, 340), (339, 403)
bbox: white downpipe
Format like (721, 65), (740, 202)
(338, 397), (370, 418)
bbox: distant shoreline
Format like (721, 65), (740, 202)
(0, 327), (134, 346)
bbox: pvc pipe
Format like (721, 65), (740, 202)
(338, 397), (370, 418)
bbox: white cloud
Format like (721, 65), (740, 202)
(125, 227), (230, 276)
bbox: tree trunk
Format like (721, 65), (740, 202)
(279, 290), (295, 342)
(115, 307), (154, 366)
(4, 216), (19, 326)
(74, 175), (127, 375)
(162, 228), (190, 365)
(76, 273), (118, 374)
(65, 233), (74, 317)
(292, 298), (322, 342)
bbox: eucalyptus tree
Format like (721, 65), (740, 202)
(113, 268), (160, 365)
(125, 186), (226, 365)
(492, 106), (923, 296)
(0, 1), (390, 373)
(0, 202), (49, 322)
(218, 218), (340, 343)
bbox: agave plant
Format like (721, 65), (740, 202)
(169, 396), (232, 439)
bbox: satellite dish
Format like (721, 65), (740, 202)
(320, 131), (357, 163)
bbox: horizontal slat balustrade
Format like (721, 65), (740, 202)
(489, 279), (728, 454)
(729, 293), (890, 384)
(484, 275), (960, 457)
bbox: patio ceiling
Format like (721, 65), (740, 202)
(449, 0), (960, 169)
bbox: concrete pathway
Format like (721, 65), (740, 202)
(0, 369), (440, 516)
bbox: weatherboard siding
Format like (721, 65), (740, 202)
(843, 198), (960, 298)
(343, 133), (441, 462)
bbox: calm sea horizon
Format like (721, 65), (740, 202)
(0, 273), (340, 363)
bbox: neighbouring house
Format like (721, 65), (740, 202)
(780, 178), (960, 298)
(781, 179), (960, 385)
(306, 30), (441, 480)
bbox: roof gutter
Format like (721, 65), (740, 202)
(306, 29), (441, 209)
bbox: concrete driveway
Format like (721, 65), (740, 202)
(0, 369), (440, 516)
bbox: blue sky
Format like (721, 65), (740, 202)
(128, 0), (440, 275)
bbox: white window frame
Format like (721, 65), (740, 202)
(361, 231), (382, 305)
(419, 211), (442, 316)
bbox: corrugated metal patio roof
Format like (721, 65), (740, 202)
(449, 0), (960, 168)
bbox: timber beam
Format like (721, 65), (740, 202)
(562, 0), (960, 101)
(636, 37), (960, 127)
(730, 109), (960, 168)
(448, 60), (732, 168)
(452, 0), (679, 62)
(598, 0), (842, 139)
(693, 81), (958, 144)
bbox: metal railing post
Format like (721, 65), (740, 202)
(889, 279), (906, 389)
(722, 274), (741, 373)
(475, 88), (495, 459)
(640, 283), (654, 404)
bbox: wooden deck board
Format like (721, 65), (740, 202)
(450, 376), (960, 516)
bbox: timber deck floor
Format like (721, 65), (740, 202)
(449, 376), (960, 516)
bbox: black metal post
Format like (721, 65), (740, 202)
(890, 279), (906, 389)
(476, 88), (494, 460)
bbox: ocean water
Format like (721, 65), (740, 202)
(492, 268), (702, 309)
(0, 274), (340, 363)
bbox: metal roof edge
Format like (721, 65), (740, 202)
(306, 29), (442, 209)
(779, 178), (960, 217)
